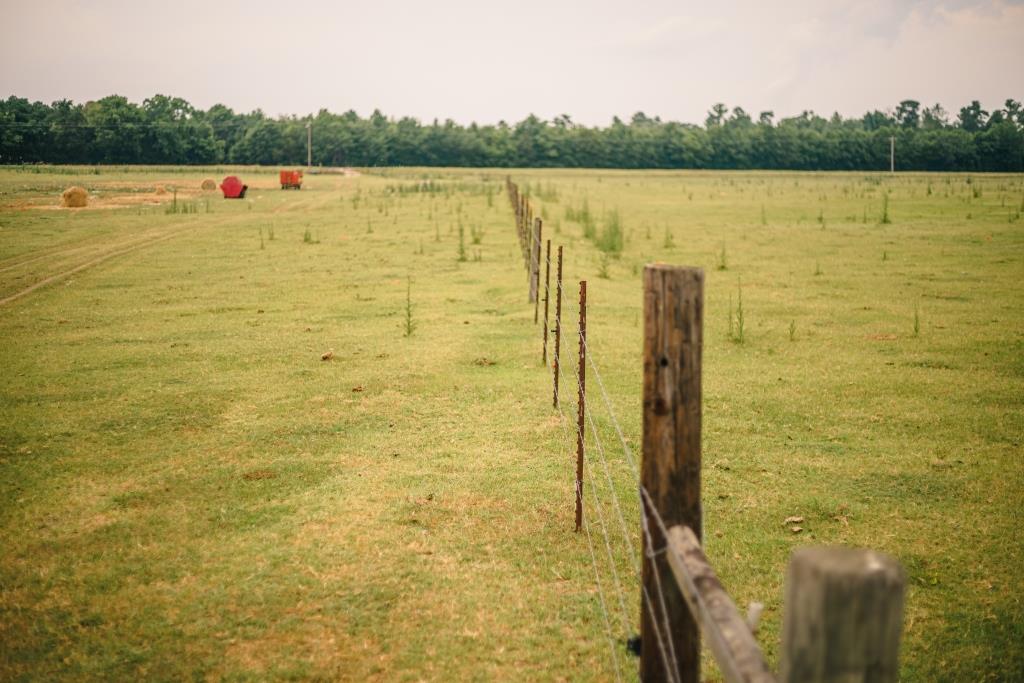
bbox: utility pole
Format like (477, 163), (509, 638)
(889, 136), (895, 174)
(306, 121), (312, 169)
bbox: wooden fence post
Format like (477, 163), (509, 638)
(781, 548), (905, 683)
(574, 280), (587, 533)
(552, 245), (563, 408)
(514, 190), (519, 234)
(641, 264), (704, 683)
(524, 204), (532, 268)
(542, 239), (551, 364)
(516, 197), (524, 259)
(532, 219), (542, 310)
(527, 209), (534, 277)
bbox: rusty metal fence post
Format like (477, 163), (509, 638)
(553, 246), (563, 408)
(574, 280), (587, 533)
(542, 239), (551, 364)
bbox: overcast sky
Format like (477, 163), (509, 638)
(1, 0), (1022, 125)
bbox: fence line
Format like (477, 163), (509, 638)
(506, 178), (906, 683)
(510, 178), (680, 679)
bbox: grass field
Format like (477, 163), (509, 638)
(1, 165), (1022, 682)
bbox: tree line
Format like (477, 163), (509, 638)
(1, 94), (1022, 171)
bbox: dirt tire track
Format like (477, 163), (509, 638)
(0, 228), (171, 276)
(0, 228), (195, 308)
(0, 231), (127, 273)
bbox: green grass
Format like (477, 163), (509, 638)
(1, 166), (1022, 681)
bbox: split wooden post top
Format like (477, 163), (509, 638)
(781, 547), (905, 683)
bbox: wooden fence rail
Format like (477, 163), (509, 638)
(665, 525), (775, 683)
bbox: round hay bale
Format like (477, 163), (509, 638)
(61, 186), (88, 208)
(154, 185), (168, 195)
(201, 178), (217, 190)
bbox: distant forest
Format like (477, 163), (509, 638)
(2, 95), (1022, 171)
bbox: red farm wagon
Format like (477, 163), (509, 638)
(279, 170), (303, 190)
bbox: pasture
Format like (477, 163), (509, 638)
(0, 166), (1021, 681)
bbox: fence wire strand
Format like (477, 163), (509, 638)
(546, 288), (682, 681)
(551, 370), (624, 682)
(558, 349), (681, 683)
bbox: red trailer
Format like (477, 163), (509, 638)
(279, 170), (303, 190)
(220, 176), (248, 199)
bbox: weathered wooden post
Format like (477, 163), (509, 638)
(522, 198), (528, 253)
(523, 202), (531, 267)
(781, 548), (905, 683)
(519, 196), (527, 258)
(527, 208), (534, 276)
(513, 187), (519, 229)
(528, 208), (535, 270)
(575, 280), (587, 533)
(552, 246), (563, 408)
(531, 219), (542, 310)
(641, 264), (704, 683)
(542, 239), (551, 363)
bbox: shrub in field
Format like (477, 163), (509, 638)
(728, 294), (734, 340)
(404, 277), (416, 337)
(565, 198), (596, 238)
(165, 191), (199, 214)
(597, 209), (624, 253)
(733, 282), (745, 343)
(726, 282), (746, 344)
(457, 224), (467, 262)
(881, 193), (892, 224)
